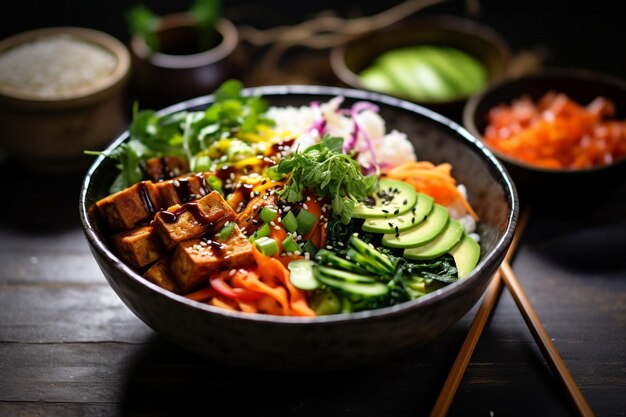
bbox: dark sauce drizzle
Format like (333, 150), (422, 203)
(138, 181), (155, 214)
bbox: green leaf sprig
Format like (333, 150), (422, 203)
(276, 136), (378, 224)
(90, 80), (272, 194)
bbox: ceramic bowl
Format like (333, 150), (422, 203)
(129, 14), (244, 110)
(330, 14), (510, 122)
(79, 85), (518, 371)
(0, 26), (130, 173)
(462, 68), (626, 201)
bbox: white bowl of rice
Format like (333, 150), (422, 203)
(0, 27), (130, 173)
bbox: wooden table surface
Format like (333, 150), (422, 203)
(1, 138), (625, 417)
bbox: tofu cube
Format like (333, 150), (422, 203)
(111, 226), (164, 269)
(96, 181), (160, 231)
(152, 190), (236, 251)
(170, 225), (255, 293)
(153, 173), (212, 207)
(143, 257), (181, 294)
(144, 155), (189, 182)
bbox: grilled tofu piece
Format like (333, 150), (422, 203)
(143, 257), (181, 294)
(152, 190), (236, 251)
(236, 193), (279, 236)
(170, 224), (255, 293)
(111, 226), (164, 269)
(144, 155), (189, 182)
(152, 173), (212, 207)
(96, 181), (160, 231)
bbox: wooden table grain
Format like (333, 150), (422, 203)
(0, 154), (624, 417)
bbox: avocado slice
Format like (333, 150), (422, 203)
(353, 179), (417, 219)
(382, 204), (449, 248)
(375, 49), (436, 101)
(362, 193), (434, 233)
(360, 66), (403, 96)
(449, 233), (481, 278)
(403, 219), (464, 260)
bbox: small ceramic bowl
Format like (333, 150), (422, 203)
(330, 14), (510, 121)
(129, 14), (244, 109)
(80, 85), (518, 372)
(0, 26), (130, 173)
(462, 68), (626, 200)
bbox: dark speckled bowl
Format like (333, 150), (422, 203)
(79, 85), (518, 371)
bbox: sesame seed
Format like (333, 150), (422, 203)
(274, 225), (281, 230)
(229, 269), (236, 277)
(303, 203), (309, 210)
(173, 180), (180, 187)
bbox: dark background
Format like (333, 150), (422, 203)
(1, 0), (624, 81)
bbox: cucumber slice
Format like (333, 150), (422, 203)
(288, 259), (320, 290)
(349, 236), (395, 274)
(315, 265), (377, 283)
(316, 249), (368, 274)
(382, 204), (449, 248)
(353, 179), (417, 219)
(315, 273), (390, 297)
(362, 193), (434, 233)
(449, 233), (481, 278)
(403, 219), (464, 260)
(310, 289), (342, 315)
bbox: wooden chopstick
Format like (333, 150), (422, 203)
(429, 208), (530, 417)
(499, 261), (595, 417)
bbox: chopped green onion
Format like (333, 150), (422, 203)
(219, 221), (235, 241)
(281, 211), (298, 233)
(260, 206), (278, 223)
(248, 223), (271, 242)
(256, 223), (271, 238)
(206, 176), (222, 192)
(296, 208), (317, 235)
(191, 154), (212, 172)
(282, 235), (301, 254)
(254, 237), (279, 257)
(303, 240), (318, 257)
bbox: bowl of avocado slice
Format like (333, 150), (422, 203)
(330, 14), (510, 122)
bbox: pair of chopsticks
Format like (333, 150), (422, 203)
(430, 208), (595, 417)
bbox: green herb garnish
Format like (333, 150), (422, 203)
(126, 0), (222, 53)
(89, 80), (272, 194)
(276, 136), (377, 224)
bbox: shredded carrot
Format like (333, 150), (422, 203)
(383, 161), (479, 220)
(235, 268), (291, 315)
(251, 246), (316, 316)
(302, 198), (322, 240)
(184, 286), (218, 302)
(209, 296), (239, 311)
(483, 92), (626, 169)
(269, 225), (288, 255)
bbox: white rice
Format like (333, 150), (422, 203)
(0, 34), (117, 98)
